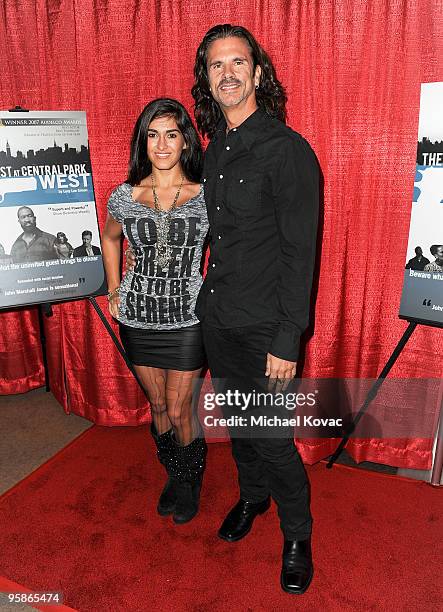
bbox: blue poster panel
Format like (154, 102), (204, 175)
(0, 111), (106, 308)
(399, 82), (443, 327)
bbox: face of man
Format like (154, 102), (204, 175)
(82, 234), (92, 246)
(18, 208), (36, 232)
(206, 36), (261, 111)
(436, 246), (443, 261)
(415, 247), (423, 256)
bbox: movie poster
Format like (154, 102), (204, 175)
(399, 82), (443, 327)
(0, 111), (106, 309)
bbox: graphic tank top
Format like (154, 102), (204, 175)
(107, 182), (209, 330)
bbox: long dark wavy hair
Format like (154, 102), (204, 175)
(192, 24), (287, 139)
(127, 98), (203, 185)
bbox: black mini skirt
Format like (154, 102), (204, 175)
(119, 322), (205, 371)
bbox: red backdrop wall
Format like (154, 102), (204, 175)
(1, 1), (442, 468)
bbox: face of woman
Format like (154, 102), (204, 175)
(147, 115), (187, 172)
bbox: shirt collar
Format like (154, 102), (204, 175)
(213, 107), (267, 150)
(20, 226), (43, 241)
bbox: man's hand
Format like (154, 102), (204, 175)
(265, 353), (296, 392)
(125, 246), (136, 271)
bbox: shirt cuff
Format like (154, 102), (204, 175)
(269, 324), (301, 362)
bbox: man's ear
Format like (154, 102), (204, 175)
(254, 65), (262, 88)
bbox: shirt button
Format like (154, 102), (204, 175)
(216, 206), (220, 211)
(226, 146), (230, 151)
(232, 128), (237, 132)
(210, 289), (214, 293)
(239, 179), (244, 183)
(212, 263), (216, 268)
(219, 174), (223, 179)
(203, 178), (207, 182)
(218, 235), (221, 240)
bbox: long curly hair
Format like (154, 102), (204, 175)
(192, 24), (287, 139)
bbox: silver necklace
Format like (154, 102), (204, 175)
(151, 173), (184, 268)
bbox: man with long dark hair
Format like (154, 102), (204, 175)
(192, 25), (319, 595)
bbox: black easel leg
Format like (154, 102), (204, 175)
(37, 303), (51, 392)
(88, 297), (148, 398)
(326, 322), (417, 469)
(430, 394), (443, 486)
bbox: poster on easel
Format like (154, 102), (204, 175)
(399, 82), (443, 327)
(0, 110), (106, 309)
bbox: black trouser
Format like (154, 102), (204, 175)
(202, 322), (312, 540)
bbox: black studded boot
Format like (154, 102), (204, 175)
(150, 423), (178, 516)
(165, 434), (207, 524)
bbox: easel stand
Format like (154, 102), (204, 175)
(5, 105), (148, 400)
(7, 104), (62, 395)
(88, 296), (148, 398)
(37, 297), (148, 400)
(327, 321), (443, 487)
(431, 400), (443, 486)
(37, 303), (53, 392)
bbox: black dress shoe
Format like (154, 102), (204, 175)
(218, 497), (271, 542)
(280, 538), (313, 595)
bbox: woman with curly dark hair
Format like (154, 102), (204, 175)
(191, 24), (287, 139)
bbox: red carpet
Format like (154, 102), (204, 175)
(0, 426), (442, 612)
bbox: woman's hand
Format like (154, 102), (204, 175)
(108, 288), (120, 319)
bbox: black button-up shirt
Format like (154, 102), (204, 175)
(195, 107), (319, 361)
(10, 227), (56, 263)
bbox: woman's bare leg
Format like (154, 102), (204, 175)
(133, 365), (171, 434)
(166, 368), (202, 445)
